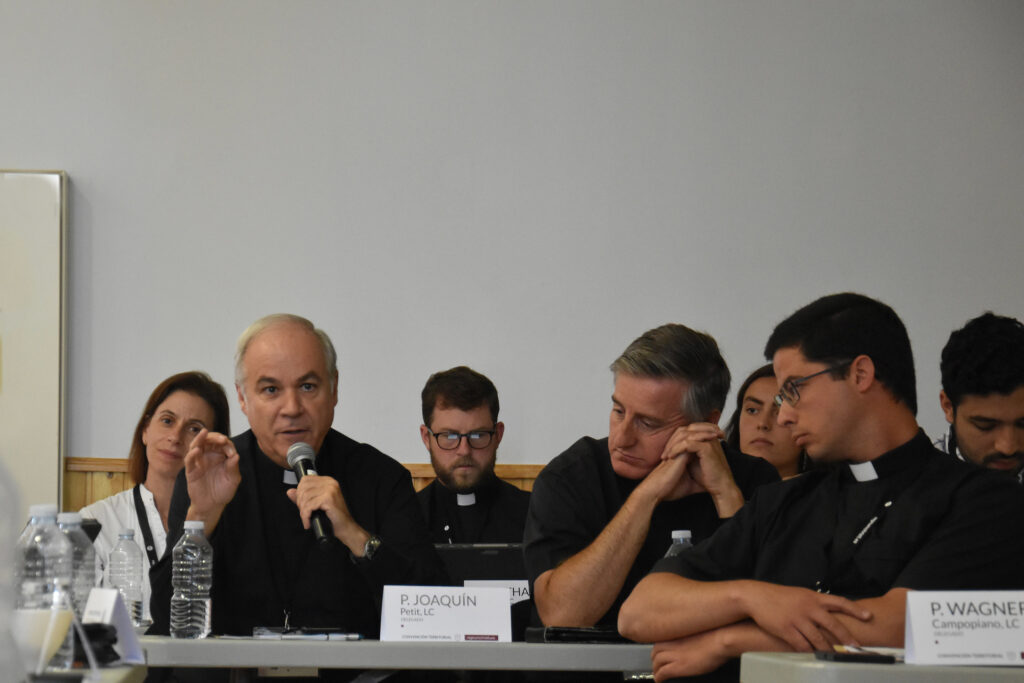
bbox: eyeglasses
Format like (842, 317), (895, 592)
(773, 361), (853, 407)
(427, 427), (497, 450)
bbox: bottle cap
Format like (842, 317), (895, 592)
(183, 520), (205, 531)
(57, 512), (83, 524)
(119, 528), (136, 539)
(671, 529), (692, 542)
(28, 503), (59, 520)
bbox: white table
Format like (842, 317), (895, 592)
(741, 651), (1024, 682)
(99, 666), (146, 683)
(31, 667), (146, 682)
(139, 636), (653, 672)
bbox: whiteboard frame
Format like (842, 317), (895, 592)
(0, 170), (68, 517)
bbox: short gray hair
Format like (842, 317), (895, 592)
(610, 323), (730, 421)
(234, 313), (338, 392)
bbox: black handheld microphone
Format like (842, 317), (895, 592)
(286, 442), (334, 547)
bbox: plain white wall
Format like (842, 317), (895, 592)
(1, 1), (1022, 472)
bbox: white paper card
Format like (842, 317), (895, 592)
(82, 587), (144, 664)
(380, 585), (511, 642)
(905, 590), (1024, 666)
(464, 579), (531, 605)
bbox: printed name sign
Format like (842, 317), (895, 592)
(82, 588), (144, 664)
(380, 585), (511, 642)
(905, 591), (1024, 666)
(464, 579), (531, 604)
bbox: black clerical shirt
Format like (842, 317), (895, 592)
(655, 431), (1024, 597)
(149, 429), (446, 638)
(417, 477), (530, 544)
(523, 436), (779, 626)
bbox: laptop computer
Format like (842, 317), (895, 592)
(434, 543), (527, 583)
(435, 543), (531, 641)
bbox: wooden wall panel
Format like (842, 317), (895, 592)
(63, 457), (542, 509)
(63, 457), (131, 512)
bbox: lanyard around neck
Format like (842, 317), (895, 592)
(132, 484), (160, 567)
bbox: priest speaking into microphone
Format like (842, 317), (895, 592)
(149, 314), (446, 642)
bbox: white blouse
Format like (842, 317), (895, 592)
(80, 483), (166, 623)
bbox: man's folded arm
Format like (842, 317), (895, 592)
(618, 572), (750, 642)
(706, 587), (906, 653)
(650, 621), (792, 681)
(833, 588), (908, 647)
(620, 572), (877, 652)
(533, 445), (728, 627)
(644, 586), (909, 682)
(533, 490), (658, 626)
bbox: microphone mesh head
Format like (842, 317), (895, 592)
(286, 442), (316, 468)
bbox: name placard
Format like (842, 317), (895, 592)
(464, 579), (531, 604)
(380, 585), (511, 642)
(905, 590), (1024, 666)
(82, 587), (143, 664)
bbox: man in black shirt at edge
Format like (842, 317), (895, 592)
(523, 324), (779, 631)
(936, 312), (1024, 483)
(417, 366), (530, 544)
(619, 294), (1024, 682)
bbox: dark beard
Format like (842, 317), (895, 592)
(980, 451), (1024, 475)
(436, 459), (497, 494)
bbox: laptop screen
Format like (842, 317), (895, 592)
(434, 543), (527, 583)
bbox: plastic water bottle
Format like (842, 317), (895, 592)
(664, 529), (693, 557)
(57, 512), (96, 619)
(15, 504), (74, 673)
(16, 505), (72, 608)
(53, 512), (95, 669)
(170, 521), (213, 639)
(108, 529), (145, 627)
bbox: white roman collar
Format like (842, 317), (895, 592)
(847, 461), (878, 482)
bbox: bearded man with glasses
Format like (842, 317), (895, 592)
(620, 293), (1024, 683)
(418, 366), (530, 544)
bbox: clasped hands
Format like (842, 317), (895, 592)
(639, 423), (742, 514)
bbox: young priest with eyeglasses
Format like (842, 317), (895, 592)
(619, 293), (1024, 683)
